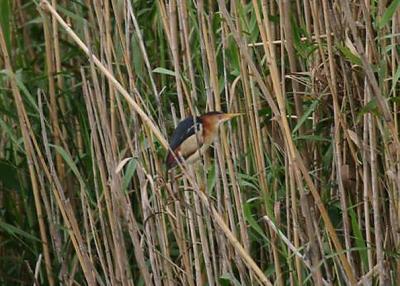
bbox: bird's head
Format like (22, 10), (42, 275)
(201, 111), (243, 127)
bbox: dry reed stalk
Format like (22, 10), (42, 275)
(39, 86), (97, 284)
(39, 3), (271, 284)
(39, 1), (169, 149)
(342, 0), (400, 151)
(168, 0), (186, 118)
(83, 34), (129, 282)
(185, 190), (202, 284)
(248, 33), (333, 47)
(193, 187), (215, 286)
(344, 1), (388, 284)
(218, 0), (357, 283)
(321, 0), (353, 271)
(177, 0), (199, 103)
(0, 24), (57, 286)
(263, 215), (333, 286)
(41, 3), (66, 212)
(390, 9), (400, 286)
(4, 0), (400, 285)
(209, 1), (252, 280)
(287, 157), (303, 284)
(51, 0), (67, 191)
(282, 0), (304, 121)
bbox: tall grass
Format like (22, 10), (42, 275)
(1, 0), (400, 285)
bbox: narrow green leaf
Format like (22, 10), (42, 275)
(337, 44), (362, 66)
(243, 203), (268, 241)
(0, 0), (11, 52)
(0, 70), (40, 113)
(152, 67), (176, 77)
(122, 158), (137, 192)
(0, 160), (19, 189)
(292, 99), (319, 134)
(206, 163), (217, 193)
(50, 144), (86, 188)
(56, 4), (89, 26)
(357, 98), (380, 120)
(390, 65), (400, 95)
(219, 273), (242, 286)
(294, 135), (331, 142)
(378, 0), (400, 29)
(131, 35), (144, 76)
(0, 117), (24, 151)
(15, 70), (40, 113)
(0, 220), (40, 242)
(237, 174), (259, 191)
(349, 204), (368, 267)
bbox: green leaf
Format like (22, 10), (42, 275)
(337, 44), (362, 66)
(243, 202), (268, 241)
(15, 70), (40, 113)
(291, 21), (317, 59)
(0, 117), (24, 152)
(207, 163), (217, 193)
(152, 67), (176, 77)
(0, 219), (40, 242)
(357, 98), (380, 121)
(377, 0), (400, 29)
(56, 4), (89, 26)
(219, 273), (242, 286)
(294, 135), (331, 142)
(50, 144), (86, 188)
(0, 70), (40, 113)
(237, 174), (259, 191)
(121, 158), (137, 192)
(349, 203), (368, 267)
(292, 99), (319, 134)
(390, 64), (400, 95)
(258, 108), (272, 117)
(131, 35), (143, 77)
(0, 160), (18, 190)
(0, 0), (11, 52)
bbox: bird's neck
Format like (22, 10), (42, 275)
(202, 119), (219, 145)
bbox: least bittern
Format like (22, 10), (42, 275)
(166, 111), (242, 170)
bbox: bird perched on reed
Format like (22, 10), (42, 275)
(166, 111), (242, 170)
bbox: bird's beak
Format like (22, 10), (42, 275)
(220, 113), (244, 123)
(221, 113), (244, 122)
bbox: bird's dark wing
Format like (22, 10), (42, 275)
(166, 116), (203, 169)
(169, 116), (202, 150)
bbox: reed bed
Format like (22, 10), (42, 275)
(1, 0), (399, 285)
